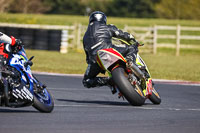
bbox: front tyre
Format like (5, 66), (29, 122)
(111, 67), (145, 106)
(33, 88), (54, 113)
(149, 87), (161, 104)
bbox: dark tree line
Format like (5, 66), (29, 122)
(45, 0), (160, 18)
(1, 0), (200, 20)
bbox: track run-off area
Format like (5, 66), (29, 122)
(0, 73), (200, 133)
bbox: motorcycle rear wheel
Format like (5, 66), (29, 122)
(111, 67), (145, 106)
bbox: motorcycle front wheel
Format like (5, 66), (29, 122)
(149, 87), (161, 104)
(33, 88), (54, 113)
(111, 66), (145, 106)
(32, 75), (54, 113)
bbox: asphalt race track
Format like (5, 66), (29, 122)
(0, 74), (200, 133)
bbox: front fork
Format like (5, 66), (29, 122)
(32, 77), (46, 94)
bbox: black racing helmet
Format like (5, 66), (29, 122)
(89, 11), (107, 24)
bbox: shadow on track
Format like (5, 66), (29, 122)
(57, 98), (130, 106)
(0, 108), (38, 113)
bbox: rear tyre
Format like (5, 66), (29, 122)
(111, 67), (145, 106)
(149, 87), (161, 104)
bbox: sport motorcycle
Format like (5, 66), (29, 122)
(0, 45), (54, 112)
(97, 38), (161, 106)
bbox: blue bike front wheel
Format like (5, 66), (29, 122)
(33, 88), (54, 113)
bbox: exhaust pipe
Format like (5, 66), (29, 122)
(126, 61), (146, 80)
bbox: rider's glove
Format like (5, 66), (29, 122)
(127, 34), (136, 45)
(128, 35), (144, 47)
(15, 39), (22, 46)
(129, 34), (135, 40)
(10, 36), (22, 46)
(11, 38), (23, 53)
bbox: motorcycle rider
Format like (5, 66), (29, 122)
(0, 32), (22, 67)
(0, 32), (33, 101)
(82, 11), (139, 89)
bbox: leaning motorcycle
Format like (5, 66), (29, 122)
(0, 45), (54, 112)
(97, 38), (161, 106)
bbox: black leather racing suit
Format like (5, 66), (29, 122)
(82, 21), (138, 88)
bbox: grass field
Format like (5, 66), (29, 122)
(0, 13), (200, 81)
(26, 49), (200, 82)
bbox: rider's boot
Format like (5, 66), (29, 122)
(83, 77), (112, 88)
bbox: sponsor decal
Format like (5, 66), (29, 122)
(91, 41), (102, 49)
(145, 78), (153, 96)
(12, 86), (33, 101)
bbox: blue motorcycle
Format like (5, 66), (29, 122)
(0, 45), (54, 113)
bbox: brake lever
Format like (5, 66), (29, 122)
(134, 41), (144, 47)
(24, 56), (34, 68)
(138, 43), (144, 47)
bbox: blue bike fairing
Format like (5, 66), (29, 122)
(8, 47), (34, 93)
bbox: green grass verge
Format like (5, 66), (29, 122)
(26, 49), (87, 74)
(26, 49), (200, 82)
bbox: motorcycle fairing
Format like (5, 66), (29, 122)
(143, 78), (153, 97)
(97, 48), (127, 71)
(136, 54), (151, 77)
(8, 48), (35, 94)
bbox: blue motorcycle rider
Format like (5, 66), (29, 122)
(0, 32), (25, 99)
(0, 32), (22, 65)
